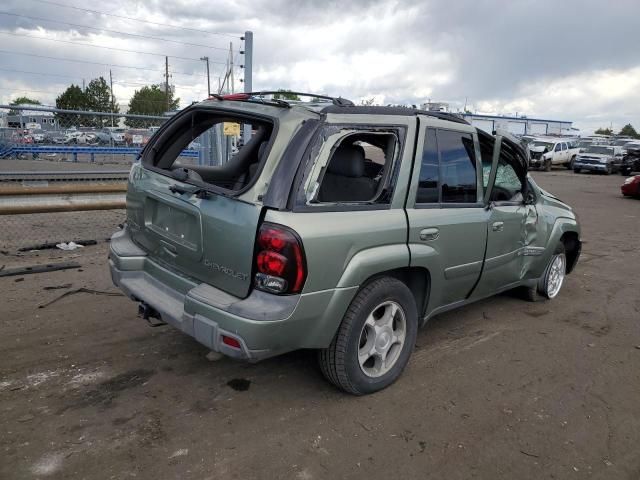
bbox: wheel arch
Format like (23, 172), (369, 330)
(358, 267), (431, 322)
(560, 231), (581, 274)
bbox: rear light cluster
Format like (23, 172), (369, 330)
(254, 223), (306, 294)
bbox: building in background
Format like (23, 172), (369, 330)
(422, 101), (450, 112)
(6, 105), (58, 130)
(460, 113), (573, 136)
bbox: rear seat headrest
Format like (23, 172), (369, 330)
(327, 144), (365, 177)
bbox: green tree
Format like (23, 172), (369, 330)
(55, 84), (87, 127)
(273, 89), (300, 101)
(619, 123), (639, 139)
(85, 76), (118, 127)
(126, 85), (179, 126)
(9, 96), (41, 115)
(594, 127), (613, 136)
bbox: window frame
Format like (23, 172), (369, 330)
(412, 123), (483, 210)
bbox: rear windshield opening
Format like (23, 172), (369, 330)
(315, 132), (398, 204)
(146, 110), (274, 192)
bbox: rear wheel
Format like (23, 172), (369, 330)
(318, 277), (418, 395)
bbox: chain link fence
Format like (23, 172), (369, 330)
(0, 105), (234, 252)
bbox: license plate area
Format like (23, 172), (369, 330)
(143, 192), (203, 263)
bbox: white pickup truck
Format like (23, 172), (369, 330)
(529, 139), (580, 171)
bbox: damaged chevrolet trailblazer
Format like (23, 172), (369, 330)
(109, 92), (581, 395)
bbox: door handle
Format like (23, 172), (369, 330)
(492, 221), (504, 232)
(419, 227), (439, 241)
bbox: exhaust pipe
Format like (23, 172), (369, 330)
(138, 302), (166, 327)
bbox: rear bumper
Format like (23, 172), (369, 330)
(109, 229), (357, 361)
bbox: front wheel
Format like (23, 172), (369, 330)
(318, 277), (418, 395)
(544, 159), (552, 172)
(605, 164), (612, 175)
(566, 156), (576, 169)
(538, 244), (567, 299)
(522, 244), (566, 301)
(573, 168), (581, 174)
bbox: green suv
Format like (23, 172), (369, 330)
(109, 92), (581, 395)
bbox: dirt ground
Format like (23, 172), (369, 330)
(1, 170), (639, 480)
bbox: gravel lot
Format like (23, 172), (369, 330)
(1, 170), (639, 480)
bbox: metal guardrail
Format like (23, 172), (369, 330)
(0, 170), (131, 182)
(0, 182), (127, 214)
(4, 145), (199, 160)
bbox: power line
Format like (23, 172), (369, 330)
(0, 31), (229, 63)
(31, 0), (242, 39)
(0, 49), (204, 77)
(0, 11), (230, 51)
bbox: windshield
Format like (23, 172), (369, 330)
(531, 141), (554, 150)
(584, 146), (613, 155)
(577, 141), (592, 148)
(611, 139), (632, 146)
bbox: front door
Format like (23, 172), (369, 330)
(471, 134), (533, 299)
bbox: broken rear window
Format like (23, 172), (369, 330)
(144, 109), (275, 193)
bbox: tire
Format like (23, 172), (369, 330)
(573, 168), (581, 174)
(538, 243), (567, 299)
(544, 159), (552, 172)
(566, 156), (576, 169)
(318, 277), (418, 395)
(604, 164), (612, 175)
(621, 168), (631, 176)
(522, 243), (567, 301)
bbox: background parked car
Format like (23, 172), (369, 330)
(620, 146), (640, 176)
(573, 145), (623, 174)
(621, 175), (640, 198)
(529, 139), (580, 170)
(124, 129), (152, 147)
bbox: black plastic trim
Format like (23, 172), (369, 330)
(263, 119), (321, 210)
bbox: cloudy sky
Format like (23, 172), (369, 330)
(1, 0), (638, 132)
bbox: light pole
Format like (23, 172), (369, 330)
(200, 56), (211, 96)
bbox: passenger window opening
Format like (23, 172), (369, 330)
(145, 110), (274, 193)
(314, 131), (398, 204)
(480, 134), (526, 203)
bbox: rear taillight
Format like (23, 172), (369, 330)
(254, 223), (306, 294)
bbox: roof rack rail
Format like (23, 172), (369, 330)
(211, 92), (354, 107)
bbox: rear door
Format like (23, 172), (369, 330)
(406, 118), (489, 309)
(126, 166), (262, 298)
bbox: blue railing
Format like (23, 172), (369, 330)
(2, 145), (199, 161)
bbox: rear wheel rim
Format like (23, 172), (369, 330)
(358, 301), (407, 378)
(546, 253), (566, 298)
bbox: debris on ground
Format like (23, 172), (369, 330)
(56, 242), (84, 251)
(43, 284), (73, 291)
(0, 262), (81, 278)
(38, 287), (123, 309)
(17, 240), (97, 252)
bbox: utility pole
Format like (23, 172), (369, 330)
(109, 69), (114, 128)
(230, 42), (234, 94)
(165, 56), (169, 113)
(242, 31), (253, 142)
(200, 56), (211, 96)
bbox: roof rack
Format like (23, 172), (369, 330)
(210, 92), (354, 108)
